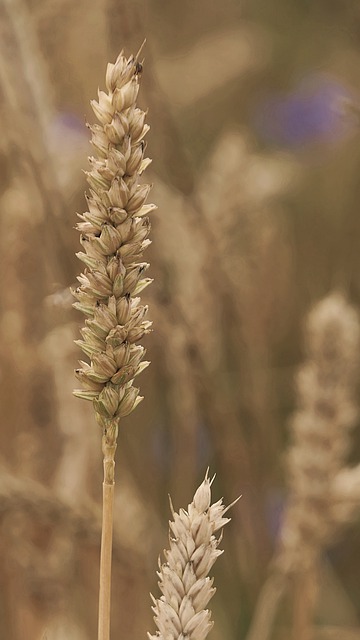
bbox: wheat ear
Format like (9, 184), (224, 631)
(246, 292), (360, 640)
(73, 47), (153, 640)
(148, 472), (239, 640)
(279, 292), (359, 575)
(280, 293), (359, 639)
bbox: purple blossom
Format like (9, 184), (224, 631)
(254, 73), (356, 148)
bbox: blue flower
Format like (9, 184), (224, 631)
(254, 73), (356, 148)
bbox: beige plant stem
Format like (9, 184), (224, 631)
(244, 568), (288, 640)
(98, 422), (118, 640)
(292, 569), (318, 640)
(98, 480), (114, 640)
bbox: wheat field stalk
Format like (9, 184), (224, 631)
(73, 46), (153, 640)
(246, 292), (360, 640)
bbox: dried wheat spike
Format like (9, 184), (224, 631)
(278, 292), (359, 572)
(148, 473), (238, 640)
(73, 49), (154, 429)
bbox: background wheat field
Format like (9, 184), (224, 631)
(1, 1), (360, 639)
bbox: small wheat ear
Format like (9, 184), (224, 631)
(148, 473), (240, 640)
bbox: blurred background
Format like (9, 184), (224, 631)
(1, 0), (360, 638)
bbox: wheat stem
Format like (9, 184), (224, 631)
(98, 422), (118, 640)
(247, 293), (360, 640)
(98, 482), (114, 640)
(73, 48), (153, 637)
(292, 567), (318, 640)
(244, 569), (287, 640)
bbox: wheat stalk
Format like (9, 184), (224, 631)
(281, 293), (360, 640)
(73, 46), (153, 640)
(246, 292), (360, 640)
(279, 292), (359, 576)
(148, 472), (239, 640)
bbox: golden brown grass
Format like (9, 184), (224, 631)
(1, 3), (360, 639)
